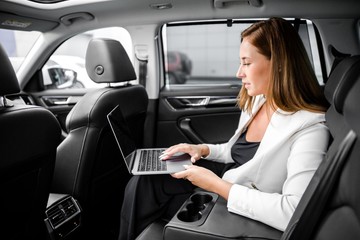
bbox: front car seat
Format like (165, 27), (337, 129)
(51, 38), (149, 239)
(0, 43), (61, 239)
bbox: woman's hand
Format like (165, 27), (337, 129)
(171, 165), (233, 200)
(161, 143), (209, 163)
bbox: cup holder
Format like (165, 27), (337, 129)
(176, 192), (217, 224)
(177, 203), (203, 222)
(191, 193), (213, 205)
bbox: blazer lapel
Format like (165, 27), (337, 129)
(256, 109), (315, 158)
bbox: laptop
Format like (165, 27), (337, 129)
(107, 105), (192, 175)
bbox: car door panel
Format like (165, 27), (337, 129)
(156, 86), (241, 147)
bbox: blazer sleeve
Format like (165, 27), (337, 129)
(205, 141), (235, 164)
(226, 122), (330, 231)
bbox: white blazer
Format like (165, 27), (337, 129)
(205, 96), (330, 231)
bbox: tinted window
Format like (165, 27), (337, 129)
(163, 19), (323, 86)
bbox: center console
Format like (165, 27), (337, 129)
(163, 191), (282, 240)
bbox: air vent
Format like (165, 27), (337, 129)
(45, 196), (80, 229)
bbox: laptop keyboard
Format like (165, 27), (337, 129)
(138, 149), (167, 172)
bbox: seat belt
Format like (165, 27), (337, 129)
(134, 45), (149, 87)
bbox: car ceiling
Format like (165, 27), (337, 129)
(0, 0), (359, 32)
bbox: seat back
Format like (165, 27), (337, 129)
(282, 56), (360, 239)
(0, 44), (61, 239)
(51, 38), (149, 238)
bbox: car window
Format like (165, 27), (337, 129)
(162, 19), (324, 87)
(0, 29), (41, 72)
(42, 27), (133, 89)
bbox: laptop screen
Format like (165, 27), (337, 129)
(107, 105), (137, 170)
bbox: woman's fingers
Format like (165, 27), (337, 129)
(160, 143), (192, 160)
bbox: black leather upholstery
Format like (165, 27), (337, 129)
(136, 219), (168, 240)
(0, 44), (61, 239)
(324, 56), (360, 113)
(86, 38), (136, 83)
(0, 44), (19, 96)
(51, 38), (148, 239)
(282, 56), (360, 240)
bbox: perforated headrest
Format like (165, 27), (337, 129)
(324, 56), (360, 114)
(85, 38), (136, 83)
(0, 43), (20, 96)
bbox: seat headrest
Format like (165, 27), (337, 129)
(85, 38), (136, 84)
(0, 43), (20, 96)
(344, 68), (360, 134)
(324, 56), (360, 114)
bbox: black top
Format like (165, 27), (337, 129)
(231, 129), (260, 167)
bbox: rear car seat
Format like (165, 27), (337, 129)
(282, 55), (360, 240)
(136, 55), (360, 240)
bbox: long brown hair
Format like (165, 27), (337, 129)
(238, 17), (329, 113)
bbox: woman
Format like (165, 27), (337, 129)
(119, 17), (330, 240)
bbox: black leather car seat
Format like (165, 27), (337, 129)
(282, 55), (360, 240)
(51, 38), (149, 239)
(0, 43), (61, 239)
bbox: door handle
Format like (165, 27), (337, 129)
(42, 96), (81, 106)
(166, 96), (237, 109)
(208, 98), (237, 107)
(166, 97), (210, 109)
